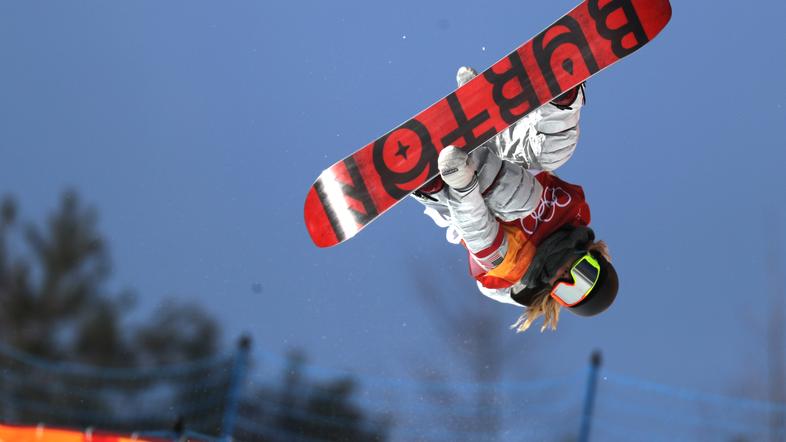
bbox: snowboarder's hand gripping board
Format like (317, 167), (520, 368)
(304, 0), (671, 247)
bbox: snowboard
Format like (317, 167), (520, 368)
(305, 0), (671, 248)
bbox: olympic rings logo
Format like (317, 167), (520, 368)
(520, 186), (571, 235)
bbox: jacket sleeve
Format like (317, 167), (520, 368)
(486, 86), (584, 171)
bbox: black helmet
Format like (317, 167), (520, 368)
(566, 252), (618, 317)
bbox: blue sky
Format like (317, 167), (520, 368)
(1, 0), (785, 406)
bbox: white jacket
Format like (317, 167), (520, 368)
(411, 88), (584, 305)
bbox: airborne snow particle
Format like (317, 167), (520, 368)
(481, 46), (486, 52)
(402, 35), (407, 39)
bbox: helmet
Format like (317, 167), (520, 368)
(565, 252), (618, 317)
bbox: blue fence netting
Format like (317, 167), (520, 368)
(0, 338), (240, 440)
(0, 340), (784, 442)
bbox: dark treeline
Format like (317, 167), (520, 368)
(0, 192), (388, 440)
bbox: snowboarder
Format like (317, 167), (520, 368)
(412, 67), (618, 333)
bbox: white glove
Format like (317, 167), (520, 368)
(438, 146), (476, 191)
(456, 66), (478, 87)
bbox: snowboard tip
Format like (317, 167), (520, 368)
(638, 0), (673, 40)
(304, 184), (359, 248)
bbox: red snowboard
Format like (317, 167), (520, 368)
(305, 0), (671, 248)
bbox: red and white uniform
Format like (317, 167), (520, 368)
(412, 88), (586, 305)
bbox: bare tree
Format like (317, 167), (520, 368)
(0, 192), (225, 434)
(765, 213), (785, 442)
(411, 247), (544, 441)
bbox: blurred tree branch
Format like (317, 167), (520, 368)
(0, 191), (390, 440)
(411, 247), (543, 440)
(0, 191), (224, 432)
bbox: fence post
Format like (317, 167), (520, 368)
(578, 350), (602, 442)
(221, 335), (251, 441)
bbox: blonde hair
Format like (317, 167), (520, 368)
(511, 240), (611, 333)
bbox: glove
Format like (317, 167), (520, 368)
(456, 66), (478, 87)
(438, 146), (476, 191)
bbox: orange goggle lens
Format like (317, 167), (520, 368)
(550, 254), (600, 307)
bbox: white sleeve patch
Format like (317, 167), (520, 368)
(476, 282), (521, 306)
(423, 206), (462, 245)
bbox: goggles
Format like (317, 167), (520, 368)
(550, 253), (601, 307)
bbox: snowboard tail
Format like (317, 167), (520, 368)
(305, 0), (672, 247)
